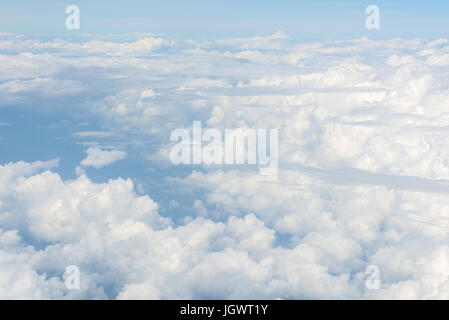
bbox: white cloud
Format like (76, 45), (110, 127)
(0, 37), (171, 56)
(73, 131), (115, 138)
(81, 37), (171, 56)
(0, 162), (364, 299)
(1, 33), (449, 299)
(214, 31), (288, 50)
(77, 148), (127, 173)
(140, 89), (158, 99)
(0, 77), (84, 95)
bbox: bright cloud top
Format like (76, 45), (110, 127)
(80, 147), (127, 169)
(76, 147), (127, 175)
(0, 31), (449, 299)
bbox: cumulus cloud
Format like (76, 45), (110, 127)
(1, 32), (449, 299)
(0, 37), (171, 56)
(0, 161), (363, 299)
(81, 38), (171, 56)
(214, 30), (288, 50)
(76, 148), (127, 175)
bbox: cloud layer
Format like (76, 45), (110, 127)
(0, 32), (449, 299)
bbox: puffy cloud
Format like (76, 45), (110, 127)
(79, 147), (127, 169)
(0, 37), (171, 56)
(3, 161), (347, 299)
(213, 30), (288, 50)
(80, 38), (171, 56)
(1, 33), (449, 299)
(0, 77), (84, 96)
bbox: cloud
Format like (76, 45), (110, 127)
(76, 148), (127, 175)
(0, 161), (361, 299)
(140, 89), (159, 99)
(0, 77), (84, 95)
(0, 37), (171, 56)
(73, 131), (116, 138)
(81, 38), (171, 56)
(214, 31), (288, 50)
(1, 161), (447, 299)
(1, 33), (449, 299)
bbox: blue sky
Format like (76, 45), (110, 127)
(1, 0), (449, 39)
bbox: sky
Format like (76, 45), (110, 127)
(1, 0), (449, 39)
(0, 1), (449, 299)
